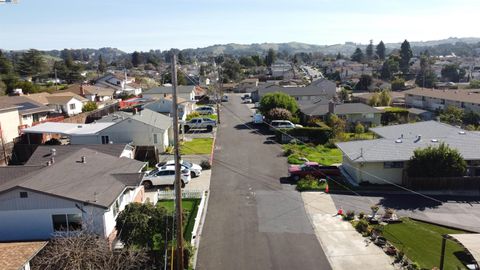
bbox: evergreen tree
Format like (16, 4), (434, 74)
(376, 41), (386, 60)
(366, 40), (374, 60)
(351, 48), (364, 63)
(399, 40), (413, 75)
(265, 49), (277, 67)
(98, 54), (106, 73)
(131, 51), (143, 67)
(17, 49), (47, 77)
(415, 54), (437, 88)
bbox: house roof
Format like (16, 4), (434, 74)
(143, 86), (195, 95)
(336, 121), (480, 163)
(98, 109), (172, 131)
(256, 78), (336, 97)
(0, 166), (44, 186)
(404, 88), (480, 104)
(60, 84), (115, 97)
(25, 144), (130, 165)
(26, 92), (88, 105)
(300, 102), (381, 116)
(22, 122), (115, 135)
(0, 241), (47, 270)
(0, 96), (52, 115)
(0, 101), (19, 113)
(0, 148), (146, 208)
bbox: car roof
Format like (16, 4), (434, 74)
(159, 165), (176, 170)
(304, 162), (319, 166)
(271, 120), (290, 123)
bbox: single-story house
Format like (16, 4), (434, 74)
(22, 109), (173, 151)
(143, 95), (195, 121)
(299, 101), (382, 127)
(336, 121), (480, 185)
(235, 78), (259, 93)
(0, 147), (146, 242)
(0, 96), (53, 128)
(61, 84), (115, 102)
(95, 73), (142, 97)
(251, 78), (336, 102)
(142, 85), (196, 101)
(27, 92), (88, 116)
(0, 241), (47, 270)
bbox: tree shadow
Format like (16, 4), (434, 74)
(378, 195), (442, 211)
(279, 176), (296, 186)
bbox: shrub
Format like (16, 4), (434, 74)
(296, 175), (326, 191)
(407, 142), (467, 177)
(266, 108), (292, 121)
(200, 160), (211, 170)
(344, 210), (355, 221)
(354, 219), (369, 234)
(391, 77), (405, 90)
(259, 92), (299, 115)
(354, 122), (365, 134)
(82, 101), (98, 112)
(358, 212), (365, 219)
(186, 111), (200, 121)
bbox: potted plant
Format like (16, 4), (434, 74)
(384, 208), (395, 220)
(370, 204), (380, 219)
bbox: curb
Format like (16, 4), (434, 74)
(191, 190), (210, 268)
(209, 130), (217, 165)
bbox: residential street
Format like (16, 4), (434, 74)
(196, 95), (331, 270)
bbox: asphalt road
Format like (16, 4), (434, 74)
(196, 95), (331, 270)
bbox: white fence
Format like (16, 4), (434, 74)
(155, 189), (203, 202)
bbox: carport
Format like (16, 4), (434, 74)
(440, 234), (480, 270)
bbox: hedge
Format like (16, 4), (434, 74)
(275, 127), (333, 144)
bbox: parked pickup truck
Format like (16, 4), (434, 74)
(184, 117), (217, 132)
(288, 162), (341, 181)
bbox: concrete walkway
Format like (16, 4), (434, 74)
(302, 192), (395, 270)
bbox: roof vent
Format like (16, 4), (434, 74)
(395, 139), (402, 143)
(77, 125), (82, 128)
(51, 148), (56, 156)
(414, 135), (422, 143)
(431, 139), (438, 142)
(458, 131), (466, 135)
(81, 156), (86, 163)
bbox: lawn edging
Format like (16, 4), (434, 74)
(209, 130), (217, 165)
(191, 190), (210, 269)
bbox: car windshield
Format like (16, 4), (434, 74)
(148, 169), (159, 175)
(182, 161), (193, 168)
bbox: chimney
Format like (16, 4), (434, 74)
(81, 156), (86, 163)
(328, 101), (335, 114)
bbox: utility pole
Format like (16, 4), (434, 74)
(171, 54), (184, 270)
(216, 67), (222, 124)
(54, 68), (58, 91)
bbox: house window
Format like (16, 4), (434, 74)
(19, 191), (28, 198)
(461, 102), (465, 108)
(384, 161), (404, 169)
(113, 200), (120, 217)
(441, 99), (446, 105)
(69, 103), (76, 110)
(153, 134), (158, 144)
(52, 214), (82, 232)
(364, 113), (374, 119)
(101, 135), (109, 144)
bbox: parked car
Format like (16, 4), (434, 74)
(221, 95), (229, 102)
(288, 162), (341, 181)
(156, 160), (202, 177)
(252, 112), (264, 124)
(195, 106), (216, 115)
(184, 117), (217, 132)
(243, 97), (252, 103)
(269, 120), (303, 131)
(241, 93), (250, 100)
(141, 166), (191, 189)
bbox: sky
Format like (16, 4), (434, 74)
(0, 0), (479, 52)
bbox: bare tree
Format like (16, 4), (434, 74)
(31, 232), (149, 270)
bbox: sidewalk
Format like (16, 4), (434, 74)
(302, 192), (395, 270)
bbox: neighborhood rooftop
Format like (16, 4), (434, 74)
(0, 241), (47, 270)
(0, 96), (51, 115)
(404, 88), (480, 104)
(0, 148), (145, 208)
(97, 108), (173, 130)
(22, 122), (116, 135)
(336, 121), (480, 163)
(300, 102), (381, 116)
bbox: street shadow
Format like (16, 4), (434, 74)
(378, 195), (442, 211)
(279, 176), (296, 186)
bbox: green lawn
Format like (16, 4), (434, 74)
(382, 218), (469, 270)
(282, 143), (342, 165)
(157, 199), (201, 242)
(180, 138), (214, 155)
(342, 132), (376, 141)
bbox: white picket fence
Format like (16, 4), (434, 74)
(155, 189), (203, 202)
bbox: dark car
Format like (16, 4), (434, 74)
(288, 162), (340, 181)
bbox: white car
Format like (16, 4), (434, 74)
(195, 106), (216, 115)
(269, 120), (303, 131)
(243, 97), (252, 103)
(141, 165), (191, 189)
(156, 160), (202, 177)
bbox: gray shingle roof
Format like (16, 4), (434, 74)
(144, 86), (195, 95)
(300, 102), (381, 116)
(0, 148), (146, 208)
(0, 96), (52, 115)
(336, 121), (480, 163)
(25, 144), (129, 165)
(98, 109), (172, 131)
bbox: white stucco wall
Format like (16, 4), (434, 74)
(0, 108), (20, 143)
(64, 98), (84, 116)
(342, 155), (404, 185)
